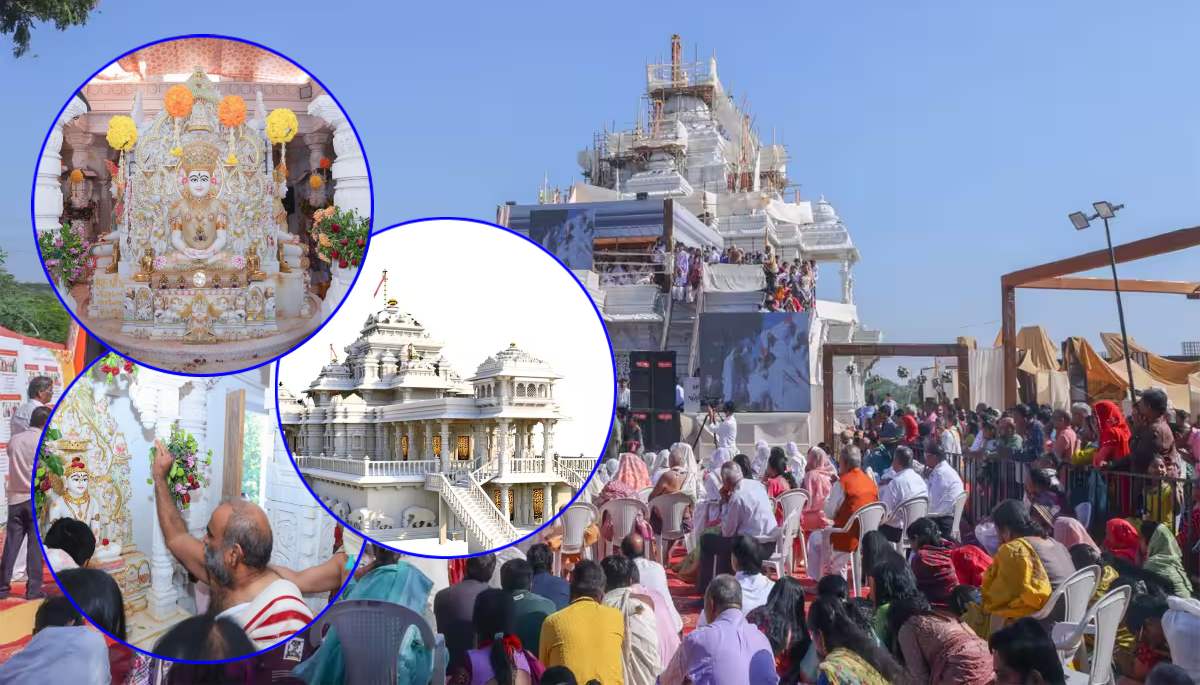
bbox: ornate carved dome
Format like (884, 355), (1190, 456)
(812, 195), (840, 225)
(472, 343), (560, 381)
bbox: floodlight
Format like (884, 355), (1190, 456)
(1093, 201), (1117, 219)
(1069, 211), (1090, 230)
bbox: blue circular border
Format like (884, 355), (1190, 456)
(28, 32), (375, 379)
(274, 217), (618, 559)
(30, 351), (367, 664)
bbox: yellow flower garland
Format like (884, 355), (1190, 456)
(309, 174), (324, 189)
(266, 108), (298, 145)
(105, 116), (138, 151)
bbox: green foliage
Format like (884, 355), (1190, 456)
(34, 427), (64, 511)
(0, 249), (71, 343)
(865, 375), (918, 407)
(1, 0), (99, 57)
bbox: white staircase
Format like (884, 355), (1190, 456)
(429, 472), (517, 553)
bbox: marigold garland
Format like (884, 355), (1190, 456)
(68, 168), (84, 184)
(105, 115), (138, 151)
(266, 108), (298, 145)
(217, 95), (246, 128)
(163, 85), (194, 118)
(309, 174), (324, 189)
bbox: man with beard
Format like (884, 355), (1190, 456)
(151, 439), (312, 651)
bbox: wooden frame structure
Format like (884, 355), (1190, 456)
(1000, 225), (1200, 407)
(822, 342), (971, 446)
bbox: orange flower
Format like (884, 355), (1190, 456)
(309, 174), (325, 189)
(68, 168), (84, 184)
(319, 157), (332, 170)
(163, 85), (194, 119)
(217, 95), (246, 128)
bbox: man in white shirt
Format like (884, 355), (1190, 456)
(923, 442), (965, 539)
(618, 378), (631, 410)
(937, 417), (962, 455)
(696, 463), (776, 593)
(621, 532), (683, 635)
(697, 534), (774, 627)
(9, 376), (52, 438)
(702, 401), (738, 451)
(877, 446), (928, 544)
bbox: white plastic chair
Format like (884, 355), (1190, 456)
(648, 491), (694, 564)
(1053, 584), (1132, 685)
(825, 501), (887, 598)
(774, 488), (809, 526)
(638, 486), (653, 502)
(600, 497), (650, 558)
(892, 495), (929, 555)
(554, 503), (597, 576)
(991, 564), (1102, 636)
(949, 491), (968, 542)
(762, 509), (802, 578)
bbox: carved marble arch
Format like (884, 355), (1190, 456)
(516, 383), (527, 398)
(44, 380), (134, 547)
(124, 70), (273, 264)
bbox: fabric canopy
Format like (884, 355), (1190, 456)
(1100, 332), (1200, 385)
(1066, 337), (1128, 403)
(703, 263), (765, 293)
(994, 326), (1060, 372)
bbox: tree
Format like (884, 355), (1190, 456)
(0, 249), (71, 343)
(1, 0), (99, 57)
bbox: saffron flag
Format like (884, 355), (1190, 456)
(373, 271), (387, 298)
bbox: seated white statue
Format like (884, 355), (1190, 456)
(166, 141), (230, 266)
(46, 456), (106, 543)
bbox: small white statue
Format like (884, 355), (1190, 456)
(46, 456), (105, 542)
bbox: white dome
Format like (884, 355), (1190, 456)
(812, 195), (839, 224)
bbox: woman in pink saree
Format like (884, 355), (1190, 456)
(801, 446), (837, 531)
(596, 452), (653, 543)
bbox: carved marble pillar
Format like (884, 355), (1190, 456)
(543, 483), (554, 520)
(499, 485), (511, 523)
(306, 95), (368, 216)
(473, 423), (485, 461)
(514, 421), (524, 460)
(543, 420), (556, 473)
(130, 375), (187, 620)
(497, 419), (511, 477)
(440, 420), (451, 472)
(840, 259), (854, 305)
(307, 95), (368, 317)
(35, 97), (88, 306)
(406, 422), (416, 461)
(424, 421), (434, 462)
(302, 130), (331, 210)
(177, 382), (210, 538)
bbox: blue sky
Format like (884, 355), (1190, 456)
(1, 1), (1197, 368)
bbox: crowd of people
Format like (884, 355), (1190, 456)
(5, 370), (1200, 683)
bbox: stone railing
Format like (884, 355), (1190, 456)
(473, 458), (499, 484)
(558, 457), (598, 475)
(432, 473), (517, 552)
(295, 455), (439, 478)
(555, 464), (586, 491)
(510, 458), (548, 474)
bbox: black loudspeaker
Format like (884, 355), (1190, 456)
(629, 410), (681, 453)
(629, 351), (677, 410)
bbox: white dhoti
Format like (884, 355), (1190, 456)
(805, 529), (851, 581)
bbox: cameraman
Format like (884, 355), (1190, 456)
(702, 401), (738, 450)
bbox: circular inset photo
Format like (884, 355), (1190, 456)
(32, 35), (372, 374)
(30, 358), (360, 660)
(276, 219), (616, 557)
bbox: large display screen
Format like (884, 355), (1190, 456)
(527, 207), (596, 270)
(697, 312), (812, 412)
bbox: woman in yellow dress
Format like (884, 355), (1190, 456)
(981, 500), (1061, 627)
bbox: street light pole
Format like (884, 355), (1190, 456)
(1101, 214), (1137, 407)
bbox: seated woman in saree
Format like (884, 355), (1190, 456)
(807, 594), (908, 685)
(1140, 520), (1194, 598)
(294, 544), (441, 685)
(981, 500), (1073, 628)
(673, 448), (731, 580)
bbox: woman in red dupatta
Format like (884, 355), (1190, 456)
(1093, 400), (1131, 467)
